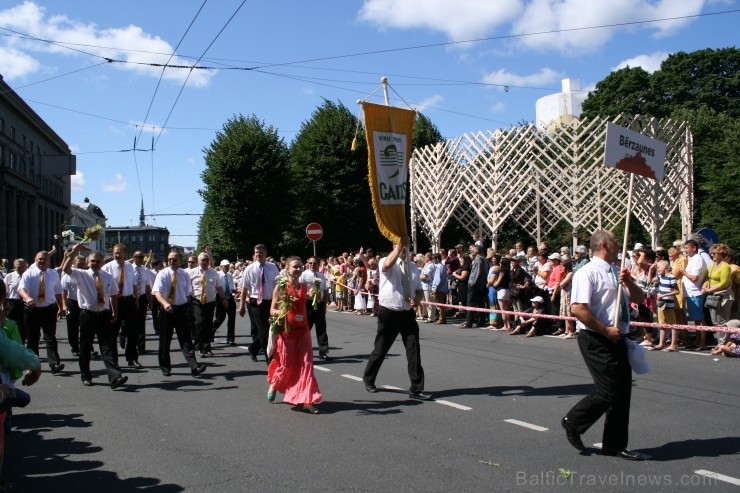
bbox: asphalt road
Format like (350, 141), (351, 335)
(5, 310), (740, 492)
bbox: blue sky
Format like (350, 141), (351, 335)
(1, 0), (737, 248)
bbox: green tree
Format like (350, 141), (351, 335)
(413, 112), (443, 148)
(287, 100), (382, 256)
(198, 114), (291, 260)
(580, 47), (740, 248)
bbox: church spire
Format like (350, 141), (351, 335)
(139, 198), (145, 227)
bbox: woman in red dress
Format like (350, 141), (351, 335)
(267, 257), (323, 413)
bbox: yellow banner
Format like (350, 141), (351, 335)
(363, 102), (416, 243)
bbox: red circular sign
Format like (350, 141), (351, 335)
(306, 223), (323, 241)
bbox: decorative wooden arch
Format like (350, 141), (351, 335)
(410, 114), (693, 252)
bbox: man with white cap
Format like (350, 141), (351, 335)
(214, 260), (236, 346)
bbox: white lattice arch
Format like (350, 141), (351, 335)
(410, 114), (693, 251)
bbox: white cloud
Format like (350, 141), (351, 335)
(358, 0), (523, 41)
(71, 170), (85, 190)
(358, 0), (706, 54)
(0, 2), (215, 86)
(301, 86), (315, 95)
(490, 102), (506, 113)
(481, 67), (561, 89)
(186, 157), (196, 166)
(0, 46), (40, 79)
(412, 94), (443, 111)
(612, 51), (670, 73)
(102, 173), (128, 192)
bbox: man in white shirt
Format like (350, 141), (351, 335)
(62, 244), (127, 389)
(186, 252), (226, 358)
(238, 244), (280, 363)
(214, 259), (237, 346)
(18, 251), (65, 374)
(61, 255), (87, 357)
(300, 256), (330, 360)
(562, 230), (645, 461)
(131, 251), (154, 355)
(152, 250), (206, 377)
(363, 235), (431, 401)
(3, 258), (28, 342)
(102, 244), (139, 367)
(677, 239), (708, 349)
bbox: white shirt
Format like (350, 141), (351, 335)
(571, 256), (630, 334)
(67, 268), (118, 311)
(61, 273), (79, 302)
(132, 264), (153, 298)
(152, 267), (193, 305)
(378, 256), (423, 312)
(3, 271), (22, 299)
(186, 267), (223, 303)
(239, 261), (280, 301)
(18, 264), (62, 308)
(682, 253), (706, 297)
(300, 270), (327, 291)
(102, 260), (135, 296)
(420, 261), (434, 290)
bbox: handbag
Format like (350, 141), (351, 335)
(626, 338), (650, 374)
(705, 294), (721, 309)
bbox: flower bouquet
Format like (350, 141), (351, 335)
(267, 275), (291, 358)
(58, 224), (104, 252)
(311, 277), (322, 309)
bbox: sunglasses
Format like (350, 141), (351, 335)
(167, 258), (179, 262)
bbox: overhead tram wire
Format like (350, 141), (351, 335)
(0, 61), (111, 95)
(153, 0), (249, 148)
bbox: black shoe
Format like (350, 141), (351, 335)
(365, 383), (379, 393)
(561, 417), (585, 451)
(205, 351), (215, 358)
(601, 448), (644, 461)
(128, 360), (143, 369)
(199, 352), (209, 358)
(409, 391), (432, 401)
(50, 363), (65, 374)
(162, 369), (171, 377)
(91, 351), (101, 360)
(82, 379), (93, 387)
(249, 353), (258, 362)
(71, 351), (80, 357)
(226, 340), (235, 347)
(110, 375), (128, 389)
(318, 353), (329, 361)
(191, 364), (206, 377)
(119, 337), (126, 349)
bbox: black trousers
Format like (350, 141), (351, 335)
(66, 298), (81, 353)
(214, 297), (237, 342)
(7, 298), (27, 342)
(565, 330), (632, 452)
(151, 298), (161, 334)
(135, 294), (149, 352)
(158, 304), (199, 372)
(191, 299), (216, 353)
(78, 309), (122, 383)
(363, 307), (425, 393)
(113, 295), (139, 363)
(24, 304), (61, 368)
(247, 299), (271, 363)
(465, 285), (487, 326)
(306, 301), (329, 355)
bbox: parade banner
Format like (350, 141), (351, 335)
(362, 102), (416, 242)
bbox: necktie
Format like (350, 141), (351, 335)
(168, 271), (177, 303)
(256, 264), (265, 304)
(200, 272), (207, 303)
(611, 269), (630, 332)
(400, 260), (411, 300)
(118, 265), (124, 296)
(134, 266), (142, 298)
(95, 272), (105, 307)
(38, 271), (46, 302)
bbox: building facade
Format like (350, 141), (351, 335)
(0, 73), (76, 263)
(68, 197), (107, 253)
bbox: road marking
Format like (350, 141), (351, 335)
(381, 385), (404, 390)
(436, 400), (472, 411)
(238, 346), (250, 350)
(504, 419), (548, 432)
(695, 470), (740, 486)
(314, 365), (331, 372)
(593, 442), (602, 449)
(342, 374), (363, 382)
(678, 350), (711, 356)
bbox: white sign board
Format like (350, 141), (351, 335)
(604, 122), (667, 181)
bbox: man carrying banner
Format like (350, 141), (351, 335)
(363, 234), (430, 401)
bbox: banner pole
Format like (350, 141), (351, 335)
(613, 173), (635, 326)
(381, 77), (390, 106)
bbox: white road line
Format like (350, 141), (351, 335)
(436, 399), (472, 411)
(381, 385), (404, 390)
(679, 350), (712, 356)
(341, 374), (363, 382)
(695, 470), (740, 487)
(504, 419), (549, 432)
(314, 365), (331, 372)
(593, 442), (602, 449)
(238, 346), (250, 350)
